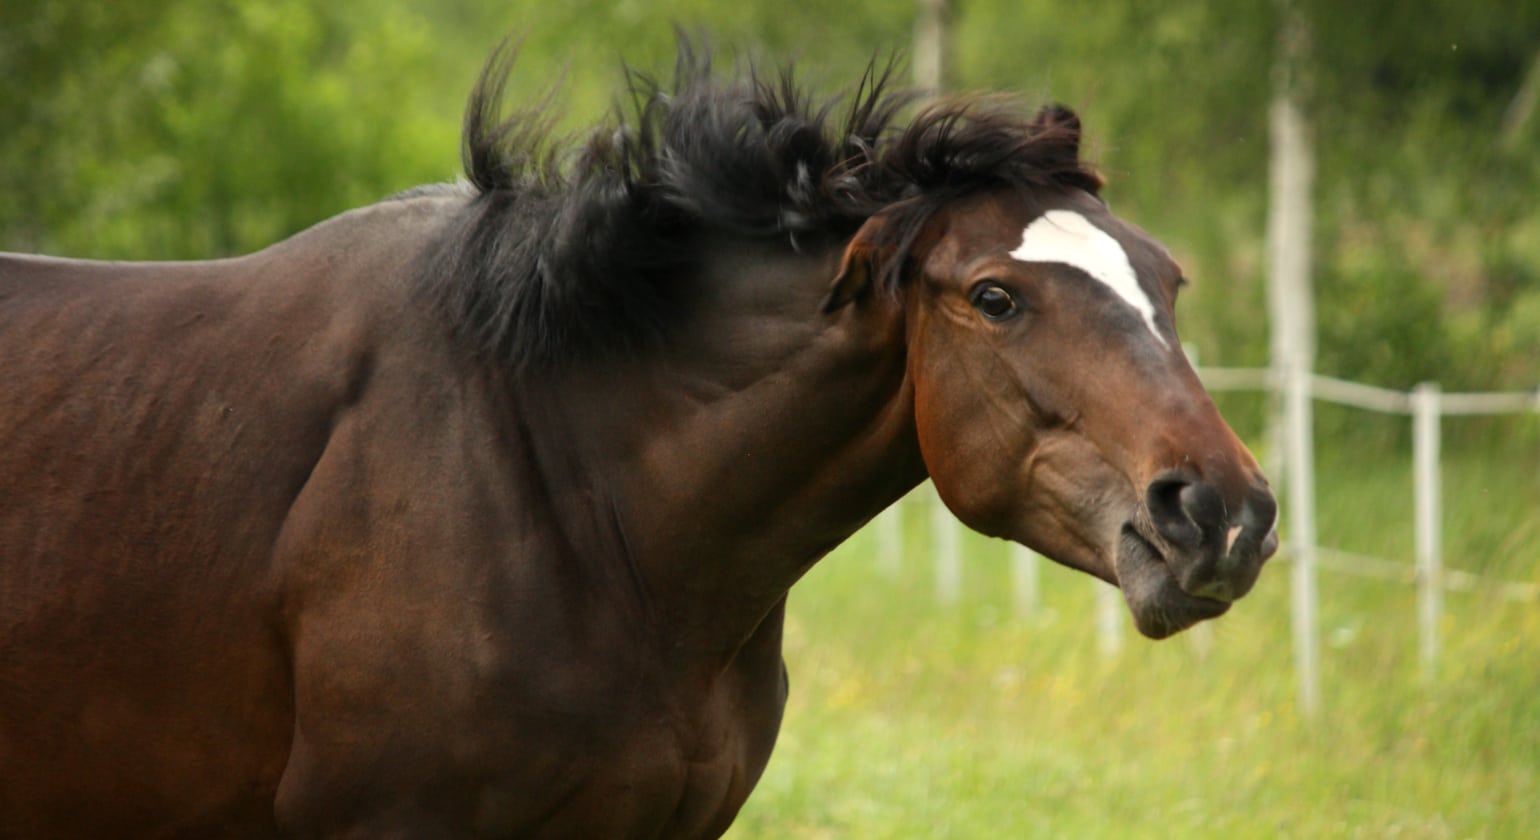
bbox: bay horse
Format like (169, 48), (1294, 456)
(0, 45), (1277, 838)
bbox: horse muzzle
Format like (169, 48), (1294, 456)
(1115, 472), (1279, 639)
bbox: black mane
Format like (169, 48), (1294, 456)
(415, 42), (1103, 371)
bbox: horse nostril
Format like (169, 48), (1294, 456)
(1145, 473), (1202, 550)
(1240, 486), (1278, 536)
(1178, 480), (1227, 535)
(1145, 472), (1231, 552)
(1144, 473), (1275, 602)
(1238, 485), (1280, 561)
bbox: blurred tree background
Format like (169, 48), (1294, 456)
(3, 0), (1537, 394)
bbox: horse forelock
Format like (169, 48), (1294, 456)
(414, 40), (1104, 372)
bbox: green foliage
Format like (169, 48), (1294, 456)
(0, 0), (459, 258)
(1316, 238), (1451, 390)
(1301, 0), (1540, 392)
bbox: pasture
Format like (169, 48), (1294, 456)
(727, 420), (1540, 839)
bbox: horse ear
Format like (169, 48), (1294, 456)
(1030, 103), (1083, 162)
(824, 241), (874, 312)
(1029, 103), (1104, 193)
(823, 216), (888, 313)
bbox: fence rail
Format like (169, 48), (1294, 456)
(1201, 367), (1540, 416)
(1305, 547), (1540, 601)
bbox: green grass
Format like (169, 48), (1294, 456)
(724, 433), (1540, 839)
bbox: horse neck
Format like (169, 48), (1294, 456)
(527, 240), (925, 659)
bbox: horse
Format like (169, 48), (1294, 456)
(0, 44), (1277, 838)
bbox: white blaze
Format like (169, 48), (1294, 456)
(1010, 209), (1167, 347)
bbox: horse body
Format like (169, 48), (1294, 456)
(0, 48), (1276, 837)
(0, 198), (432, 834)
(0, 194), (920, 836)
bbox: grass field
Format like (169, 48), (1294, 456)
(724, 420), (1540, 839)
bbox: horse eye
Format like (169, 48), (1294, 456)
(969, 283), (1019, 321)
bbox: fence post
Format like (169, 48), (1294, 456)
(912, 0), (949, 92)
(1266, 0), (1319, 718)
(1010, 543), (1040, 617)
(1285, 360), (1321, 718)
(876, 497), (904, 577)
(931, 483), (961, 604)
(1096, 580), (1125, 656)
(1412, 382), (1442, 683)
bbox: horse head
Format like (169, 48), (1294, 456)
(831, 106), (1278, 639)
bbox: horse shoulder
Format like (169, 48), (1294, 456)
(263, 342), (792, 837)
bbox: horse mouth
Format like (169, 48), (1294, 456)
(1113, 526), (1232, 639)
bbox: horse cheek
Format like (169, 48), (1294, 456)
(912, 375), (1012, 536)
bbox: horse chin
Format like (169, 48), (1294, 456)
(1113, 526), (1231, 639)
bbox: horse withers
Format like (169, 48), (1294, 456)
(0, 46), (1276, 838)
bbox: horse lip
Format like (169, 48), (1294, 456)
(1114, 525), (1231, 639)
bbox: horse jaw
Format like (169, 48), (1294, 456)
(1113, 526), (1232, 638)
